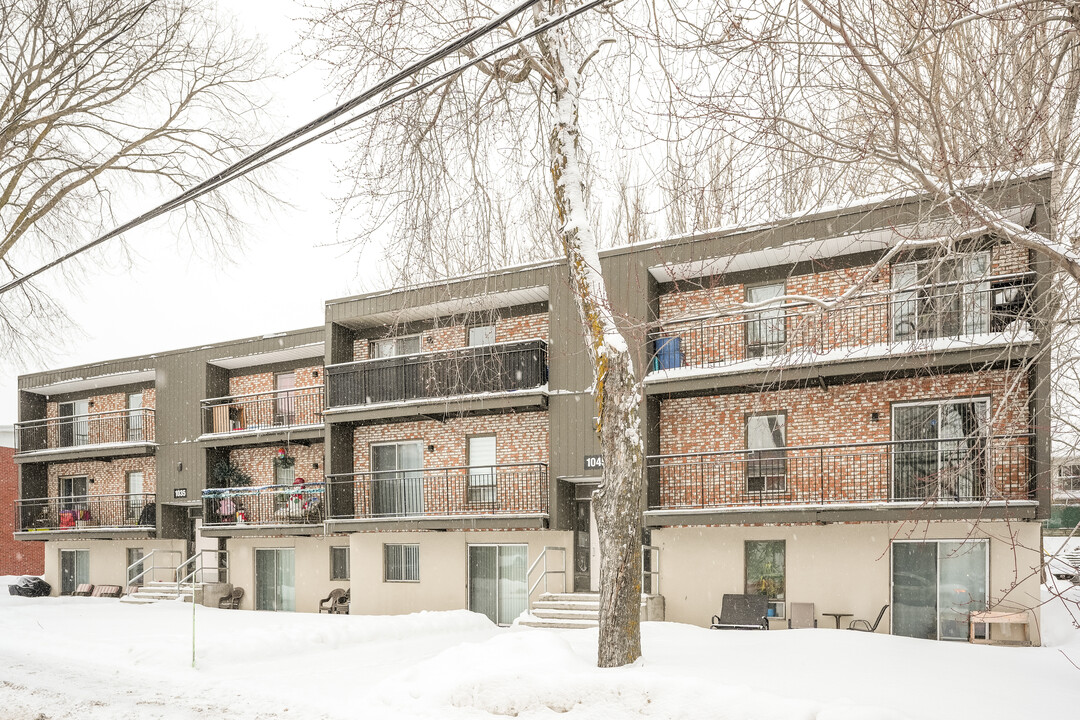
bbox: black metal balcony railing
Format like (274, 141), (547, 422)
(15, 409), (156, 453)
(15, 493), (156, 532)
(648, 278), (1035, 373)
(325, 462), (548, 520)
(325, 339), (548, 409)
(202, 482), (326, 526)
(648, 436), (1033, 511)
(201, 386), (324, 435)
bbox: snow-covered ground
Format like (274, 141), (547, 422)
(2, 576), (1078, 720)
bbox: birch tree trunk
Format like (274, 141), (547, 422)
(543, 0), (644, 668)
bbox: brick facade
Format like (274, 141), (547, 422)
(352, 310), (549, 361)
(656, 370), (1031, 507)
(227, 365), (323, 396)
(1, 445), (44, 574)
(43, 386), (156, 448)
(46, 456), (157, 499)
(215, 443), (326, 525)
(349, 411), (549, 516)
(227, 442), (325, 487)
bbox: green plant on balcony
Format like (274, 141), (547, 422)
(211, 460), (253, 488)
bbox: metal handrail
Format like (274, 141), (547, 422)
(648, 433), (1033, 462)
(650, 271), (1035, 329)
(642, 545), (660, 596)
(15, 407), (155, 429)
(326, 461), (548, 479)
(126, 549), (184, 589)
(200, 385), (324, 405)
(326, 337), (549, 369)
(177, 549), (229, 588)
(528, 546), (567, 598)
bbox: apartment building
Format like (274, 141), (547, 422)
(12, 172), (1052, 642)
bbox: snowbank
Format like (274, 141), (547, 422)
(1, 587), (1078, 720)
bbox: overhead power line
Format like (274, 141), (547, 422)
(1, 0), (609, 296)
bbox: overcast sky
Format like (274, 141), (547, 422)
(0, 0), (382, 423)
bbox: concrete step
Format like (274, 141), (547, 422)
(532, 608), (602, 620)
(537, 592), (600, 602)
(518, 617), (599, 629)
(532, 600), (600, 611)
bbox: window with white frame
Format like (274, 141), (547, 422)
(746, 413), (786, 493)
(891, 251), (991, 341)
(330, 546), (350, 581)
(372, 335), (421, 358)
(892, 398), (990, 501)
(467, 434), (497, 504)
(468, 325), (496, 346)
(384, 543), (419, 582)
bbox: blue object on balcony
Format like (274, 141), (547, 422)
(653, 336), (682, 371)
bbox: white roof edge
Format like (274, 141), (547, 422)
(208, 341), (326, 369)
(22, 369), (157, 396)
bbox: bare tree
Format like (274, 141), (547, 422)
(0, 0), (267, 358)
(306, 0), (650, 666)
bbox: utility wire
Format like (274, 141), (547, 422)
(2, 0), (604, 296)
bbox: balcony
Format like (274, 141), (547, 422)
(15, 493), (155, 534)
(646, 436), (1033, 523)
(200, 386), (324, 443)
(647, 277), (1036, 383)
(324, 340), (548, 419)
(325, 462), (548, 530)
(202, 482), (326, 531)
(14, 409), (156, 461)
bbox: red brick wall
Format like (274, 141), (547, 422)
(44, 387), (156, 447)
(46, 456), (157, 499)
(350, 411), (549, 515)
(1, 446), (44, 574)
(657, 370), (1030, 506)
(222, 443), (326, 525)
(228, 365), (323, 396)
(655, 247), (1031, 368)
(352, 311), (549, 360)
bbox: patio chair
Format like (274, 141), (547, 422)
(218, 587), (244, 610)
(320, 588), (346, 614)
(710, 594), (770, 630)
(72, 584), (94, 597)
(91, 585), (123, 598)
(787, 602), (817, 629)
(849, 604), (889, 632)
(330, 588), (350, 615)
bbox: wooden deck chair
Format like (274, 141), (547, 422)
(787, 602), (817, 629)
(319, 588), (346, 614)
(710, 594), (769, 630)
(72, 584), (94, 597)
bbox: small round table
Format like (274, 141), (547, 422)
(823, 612), (853, 629)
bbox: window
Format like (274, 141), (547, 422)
(60, 549), (89, 595)
(1059, 465), (1080, 494)
(892, 540), (988, 640)
(468, 544), (528, 625)
(125, 471), (144, 522)
(893, 399), (989, 501)
(371, 441), (424, 516)
(255, 548), (295, 611)
(58, 399), (89, 447)
(384, 543), (419, 582)
(127, 548), (144, 586)
(126, 393), (144, 442)
(60, 476), (89, 512)
(468, 325), (496, 346)
(746, 282), (786, 358)
(467, 435), (497, 504)
(274, 372), (296, 426)
(891, 252), (990, 341)
(372, 335), (421, 358)
(745, 540), (785, 619)
(330, 546), (350, 581)
(746, 413), (786, 492)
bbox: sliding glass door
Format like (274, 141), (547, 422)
(468, 544), (528, 626)
(893, 399), (989, 501)
(60, 549), (89, 595)
(372, 441), (424, 516)
(892, 540), (988, 640)
(255, 548), (295, 612)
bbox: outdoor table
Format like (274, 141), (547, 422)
(823, 612), (853, 629)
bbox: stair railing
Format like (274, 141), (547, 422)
(642, 544), (660, 596)
(528, 546), (567, 598)
(176, 549), (230, 596)
(126, 549), (184, 591)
